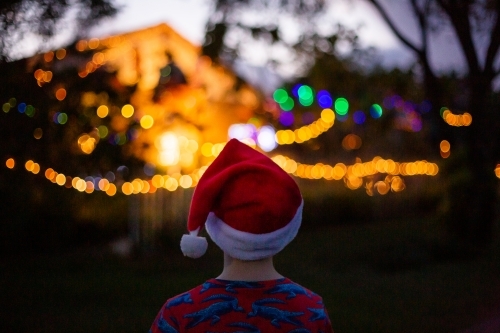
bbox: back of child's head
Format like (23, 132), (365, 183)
(180, 138), (303, 260)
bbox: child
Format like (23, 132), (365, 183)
(149, 138), (334, 333)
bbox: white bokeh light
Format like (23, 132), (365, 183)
(257, 125), (277, 152)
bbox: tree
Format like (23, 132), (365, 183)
(202, 0), (361, 76)
(205, 0), (500, 248)
(0, 0), (119, 62)
(364, 0), (500, 248)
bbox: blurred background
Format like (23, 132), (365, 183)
(1, 0), (500, 332)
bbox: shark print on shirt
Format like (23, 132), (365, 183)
(150, 278), (334, 333)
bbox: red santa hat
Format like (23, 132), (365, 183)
(180, 138), (303, 260)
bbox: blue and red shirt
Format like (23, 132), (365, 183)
(150, 277), (334, 333)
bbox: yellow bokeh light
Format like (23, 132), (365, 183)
(85, 181), (94, 193)
(284, 159), (298, 174)
(6, 158), (14, 169)
(440, 140), (450, 153)
(44, 51), (54, 62)
(140, 180), (150, 194)
(321, 108), (335, 123)
(165, 178), (179, 191)
(121, 104), (134, 118)
(333, 163), (347, 180)
(45, 168), (54, 179)
(212, 143), (225, 157)
(180, 175), (193, 188)
(25, 160), (34, 172)
(187, 140), (199, 153)
(122, 182), (133, 195)
(76, 179), (86, 192)
(462, 112), (472, 126)
(375, 181), (390, 195)
(55, 88), (67, 101)
(88, 38), (100, 49)
(201, 142), (214, 157)
(97, 105), (109, 118)
(32, 163), (40, 174)
(443, 108), (472, 127)
(92, 52), (105, 65)
(391, 176), (405, 192)
(76, 40), (87, 51)
(78, 134), (97, 154)
(140, 115), (154, 129)
(323, 165), (333, 179)
(43, 71), (53, 82)
(495, 164), (500, 179)
(98, 178), (110, 191)
(132, 179), (143, 194)
(34, 69), (43, 80)
(152, 175), (164, 188)
(55, 49), (66, 60)
(56, 173), (66, 186)
(106, 183), (117, 196)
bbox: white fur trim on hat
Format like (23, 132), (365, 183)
(205, 200), (303, 260)
(180, 228), (208, 258)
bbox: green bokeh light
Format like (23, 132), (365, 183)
(280, 96), (295, 111)
(98, 125), (109, 138)
(299, 96), (314, 107)
(2, 103), (10, 113)
(25, 105), (35, 117)
(273, 89), (288, 104)
(298, 85), (313, 100)
(57, 112), (68, 124)
(335, 97), (349, 115)
(370, 104), (383, 118)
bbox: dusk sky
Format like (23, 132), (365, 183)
(88, 0), (473, 76)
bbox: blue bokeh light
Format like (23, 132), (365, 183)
(279, 111), (294, 127)
(317, 90), (333, 108)
(353, 110), (366, 124)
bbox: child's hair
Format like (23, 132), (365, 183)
(180, 138), (303, 260)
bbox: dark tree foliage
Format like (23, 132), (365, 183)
(366, 0), (500, 248)
(205, 0), (500, 248)
(202, 0), (355, 73)
(0, 0), (119, 62)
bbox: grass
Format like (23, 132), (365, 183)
(1, 218), (500, 333)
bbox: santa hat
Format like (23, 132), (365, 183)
(180, 138), (303, 260)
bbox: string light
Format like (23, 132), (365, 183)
(271, 154), (439, 195)
(440, 140), (451, 158)
(3, 157), (209, 196)
(5, 31), (496, 203)
(441, 107), (472, 127)
(275, 108), (335, 145)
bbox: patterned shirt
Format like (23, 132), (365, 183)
(149, 277), (334, 333)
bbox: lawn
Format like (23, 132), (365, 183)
(2, 218), (500, 333)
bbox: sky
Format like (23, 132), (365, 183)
(12, 0), (474, 82)
(86, 0), (475, 77)
(88, 0), (418, 68)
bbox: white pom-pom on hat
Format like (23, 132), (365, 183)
(180, 228), (208, 258)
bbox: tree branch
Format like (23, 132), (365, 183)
(410, 0), (428, 52)
(435, 0), (481, 76)
(484, 2), (500, 78)
(366, 0), (424, 56)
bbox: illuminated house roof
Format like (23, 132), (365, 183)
(90, 23), (261, 173)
